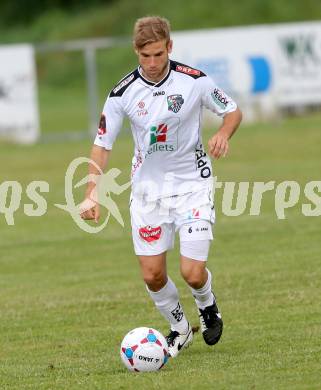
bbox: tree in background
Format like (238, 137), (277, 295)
(0, 0), (115, 26)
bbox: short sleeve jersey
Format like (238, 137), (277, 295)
(94, 60), (237, 200)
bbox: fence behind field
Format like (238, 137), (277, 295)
(1, 21), (321, 144)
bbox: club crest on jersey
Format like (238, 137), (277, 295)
(139, 226), (162, 242)
(98, 114), (106, 135)
(167, 94), (184, 113)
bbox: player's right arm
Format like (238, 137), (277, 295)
(80, 145), (111, 222)
(80, 86), (125, 222)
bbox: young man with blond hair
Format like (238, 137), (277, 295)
(81, 16), (242, 358)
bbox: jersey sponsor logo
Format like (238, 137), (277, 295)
(98, 114), (106, 135)
(176, 65), (200, 76)
(167, 94), (184, 113)
(153, 91), (165, 96)
(113, 74), (135, 94)
(146, 118), (179, 155)
(139, 225), (162, 242)
(195, 144), (211, 178)
(131, 151), (143, 178)
(137, 101), (148, 116)
(150, 123), (167, 144)
(211, 88), (229, 109)
(147, 123), (175, 154)
(147, 143), (175, 154)
(137, 109), (148, 117)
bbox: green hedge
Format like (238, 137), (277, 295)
(1, 0), (321, 44)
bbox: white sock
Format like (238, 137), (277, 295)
(146, 277), (189, 334)
(190, 268), (215, 309)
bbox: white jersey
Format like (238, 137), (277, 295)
(94, 60), (237, 200)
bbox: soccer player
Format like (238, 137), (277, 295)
(80, 16), (242, 358)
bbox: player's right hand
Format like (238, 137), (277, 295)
(79, 198), (100, 223)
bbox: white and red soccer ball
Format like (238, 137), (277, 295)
(120, 327), (169, 372)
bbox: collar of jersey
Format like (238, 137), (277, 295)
(138, 61), (172, 87)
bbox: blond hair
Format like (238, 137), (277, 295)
(133, 16), (171, 49)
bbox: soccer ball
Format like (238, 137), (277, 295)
(120, 327), (169, 372)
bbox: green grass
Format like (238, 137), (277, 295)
(0, 113), (321, 389)
(36, 45), (136, 134)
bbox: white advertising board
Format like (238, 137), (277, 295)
(171, 22), (321, 121)
(171, 26), (277, 122)
(0, 44), (39, 143)
(172, 26), (275, 97)
(274, 22), (321, 107)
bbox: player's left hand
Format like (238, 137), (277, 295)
(208, 131), (229, 159)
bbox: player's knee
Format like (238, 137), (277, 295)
(143, 270), (167, 291)
(181, 267), (204, 289)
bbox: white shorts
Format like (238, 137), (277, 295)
(130, 189), (215, 259)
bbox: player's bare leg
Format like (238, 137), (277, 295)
(138, 252), (193, 357)
(180, 255), (223, 346)
(138, 252), (168, 291)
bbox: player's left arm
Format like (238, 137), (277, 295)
(208, 107), (242, 159)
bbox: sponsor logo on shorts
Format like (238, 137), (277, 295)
(187, 208), (200, 219)
(167, 94), (184, 113)
(98, 114), (106, 135)
(187, 224), (208, 235)
(196, 226), (208, 232)
(139, 225), (162, 242)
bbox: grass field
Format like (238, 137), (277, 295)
(0, 113), (321, 389)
